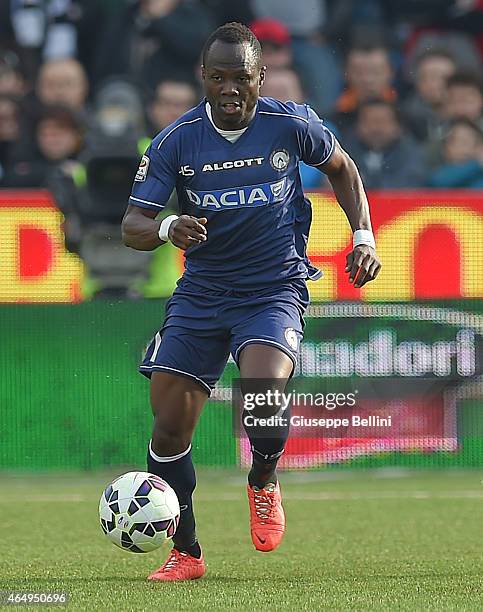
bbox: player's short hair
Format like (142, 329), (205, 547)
(202, 22), (262, 68)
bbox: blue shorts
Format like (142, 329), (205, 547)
(139, 279), (309, 394)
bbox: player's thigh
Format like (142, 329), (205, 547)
(145, 327), (229, 451)
(238, 344), (293, 379)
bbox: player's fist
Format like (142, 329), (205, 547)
(169, 215), (207, 250)
(345, 245), (381, 289)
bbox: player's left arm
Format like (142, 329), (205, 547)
(318, 141), (381, 289)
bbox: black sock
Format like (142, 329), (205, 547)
(248, 446), (283, 489)
(243, 411), (290, 489)
(147, 441), (201, 558)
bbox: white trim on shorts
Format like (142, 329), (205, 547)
(234, 338), (297, 369)
(139, 364), (212, 394)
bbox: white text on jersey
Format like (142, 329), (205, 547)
(202, 158), (264, 172)
(179, 165), (195, 177)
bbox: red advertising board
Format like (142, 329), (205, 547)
(0, 189), (482, 302)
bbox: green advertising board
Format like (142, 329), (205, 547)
(0, 301), (481, 470)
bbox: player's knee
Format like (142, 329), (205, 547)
(151, 420), (192, 456)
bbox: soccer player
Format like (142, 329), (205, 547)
(122, 22), (381, 581)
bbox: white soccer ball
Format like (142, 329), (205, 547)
(99, 471), (180, 553)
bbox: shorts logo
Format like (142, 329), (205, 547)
(270, 149), (290, 172)
(135, 155), (150, 181)
(284, 327), (298, 351)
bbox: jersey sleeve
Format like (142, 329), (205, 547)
(129, 138), (177, 211)
(301, 106), (336, 167)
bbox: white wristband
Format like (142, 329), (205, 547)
(353, 229), (376, 249)
(158, 215), (179, 243)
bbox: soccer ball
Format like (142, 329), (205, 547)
(99, 471), (180, 553)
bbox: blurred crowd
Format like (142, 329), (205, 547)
(1, 0), (482, 296)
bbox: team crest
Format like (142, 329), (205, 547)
(270, 149), (290, 172)
(284, 327), (298, 351)
(135, 155), (150, 181)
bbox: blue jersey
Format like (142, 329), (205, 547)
(129, 97), (335, 291)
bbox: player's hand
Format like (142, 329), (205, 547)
(168, 215), (207, 250)
(345, 245), (381, 289)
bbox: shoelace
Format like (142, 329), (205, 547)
(253, 487), (275, 522)
(162, 550), (187, 572)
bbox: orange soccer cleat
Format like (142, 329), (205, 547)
(147, 548), (206, 582)
(247, 481), (285, 552)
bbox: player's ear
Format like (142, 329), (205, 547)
(201, 65), (206, 81)
(259, 66), (266, 88)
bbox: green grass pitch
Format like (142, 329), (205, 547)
(1, 469), (483, 610)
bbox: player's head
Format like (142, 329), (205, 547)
(201, 22), (265, 130)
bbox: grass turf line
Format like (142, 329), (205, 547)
(0, 470), (482, 611)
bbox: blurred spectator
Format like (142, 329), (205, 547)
(250, 19), (292, 70)
(4, 104), (84, 188)
(250, 0), (341, 114)
(428, 118), (483, 188)
(333, 43), (396, 134)
(0, 95), (22, 185)
(342, 99), (426, 189)
(0, 51), (26, 97)
(325, 0), (389, 54)
(49, 78), (153, 299)
(93, 78), (147, 139)
(391, 0), (483, 79)
(261, 68), (304, 103)
(403, 50), (457, 141)
(443, 72), (483, 127)
(202, 0), (254, 26)
(261, 68), (328, 189)
(36, 58), (89, 112)
(94, 0), (214, 92)
(149, 80), (198, 135)
(7, 0), (107, 84)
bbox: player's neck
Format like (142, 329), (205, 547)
(206, 101), (256, 132)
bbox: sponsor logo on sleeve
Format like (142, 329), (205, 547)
(135, 155), (150, 181)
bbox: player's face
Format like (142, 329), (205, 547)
(202, 41), (265, 130)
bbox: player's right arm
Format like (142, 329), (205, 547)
(121, 136), (207, 251)
(122, 206), (207, 251)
